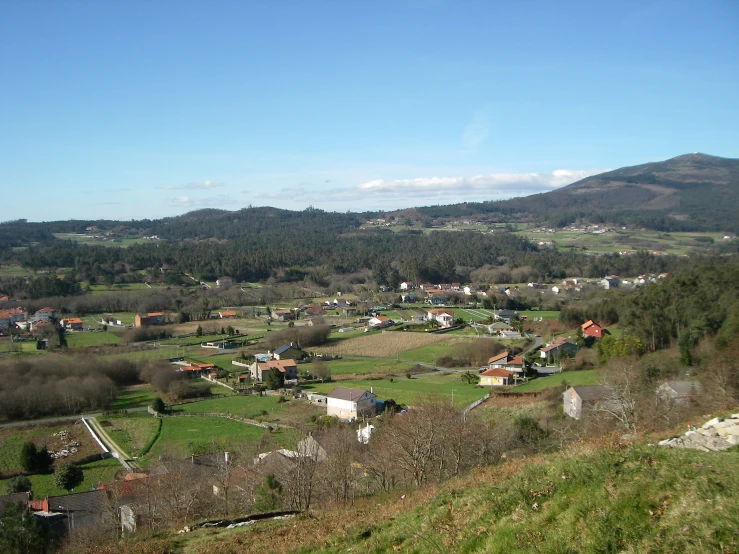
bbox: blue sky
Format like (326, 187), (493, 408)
(2, 0), (737, 221)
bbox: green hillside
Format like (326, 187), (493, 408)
(108, 442), (739, 554)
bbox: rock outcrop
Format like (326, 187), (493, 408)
(658, 414), (739, 452)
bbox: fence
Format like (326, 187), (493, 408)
(462, 393), (490, 415)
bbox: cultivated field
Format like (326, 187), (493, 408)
(307, 331), (453, 358)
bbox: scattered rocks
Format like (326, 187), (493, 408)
(658, 415), (739, 452)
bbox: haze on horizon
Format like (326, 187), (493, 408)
(1, 0), (737, 222)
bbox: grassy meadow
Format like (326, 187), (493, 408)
(146, 416), (280, 459)
(305, 372), (487, 407)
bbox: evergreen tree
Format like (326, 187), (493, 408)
(264, 368), (285, 390)
(0, 501), (50, 554)
(52, 463), (83, 492)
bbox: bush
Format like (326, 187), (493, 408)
(4, 476), (32, 495)
(19, 443), (51, 474)
(52, 463), (83, 492)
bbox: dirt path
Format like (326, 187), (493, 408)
(86, 417), (140, 471)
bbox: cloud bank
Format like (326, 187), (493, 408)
(248, 168), (607, 211)
(356, 169), (606, 199)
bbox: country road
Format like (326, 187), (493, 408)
(0, 407), (148, 430)
(85, 417), (141, 471)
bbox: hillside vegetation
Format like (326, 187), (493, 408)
(85, 440), (739, 554)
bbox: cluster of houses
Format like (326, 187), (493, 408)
(563, 380), (701, 420)
(0, 306), (86, 335)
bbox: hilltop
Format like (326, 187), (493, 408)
(409, 153), (739, 232)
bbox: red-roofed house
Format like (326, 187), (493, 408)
(581, 320), (603, 338)
(487, 352), (525, 373)
(368, 315), (392, 328)
(219, 310), (237, 318)
(135, 312), (165, 327)
(479, 368), (515, 386)
(61, 317), (83, 330)
(427, 309), (454, 328)
(249, 359), (298, 381)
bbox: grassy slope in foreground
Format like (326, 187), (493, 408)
(163, 442), (739, 554)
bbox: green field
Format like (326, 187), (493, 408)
(513, 369), (598, 392)
(173, 395), (316, 420)
(0, 426), (65, 474)
(96, 413), (160, 457)
(54, 233), (148, 248)
(89, 312), (137, 326)
(305, 373), (488, 407)
(322, 358), (418, 376)
(397, 340), (469, 366)
(147, 416), (278, 458)
(66, 331), (122, 348)
(519, 310), (560, 320)
(113, 385), (158, 410)
(514, 226), (725, 256)
(0, 457), (121, 498)
(101, 348), (188, 363)
(0, 265), (29, 277)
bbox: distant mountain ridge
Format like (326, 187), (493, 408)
(410, 153), (739, 232)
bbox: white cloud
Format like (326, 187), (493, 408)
(356, 169), (607, 199)
(461, 109), (490, 149)
(161, 180), (223, 190)
(170, 195), (234, 207)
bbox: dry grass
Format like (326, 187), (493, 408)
(307, 332), (452, 358)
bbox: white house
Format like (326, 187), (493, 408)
(426, 309), (454, 328)
(368, 315), (392, 328)
(400, 282), (414, 291)
(326, 387), (376, 420)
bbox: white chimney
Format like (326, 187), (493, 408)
(224, 451), (230, 465)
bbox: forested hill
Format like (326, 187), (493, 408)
(0, 207), (366, 247)
(412, 153), (739, 232)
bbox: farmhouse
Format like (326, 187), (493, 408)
(272, 343), (306, 360)
(487, 352), (525, 373)
(427, 309), (454, 328)
(494, 309), (519, 323)
(479, 368), (515, 386)
(272, 309), (294, 322)
(657, 381), (702, 403)
(581, 320), (603, 338)
(368, 315), (393, 328)
(540, 337), (578, 362)
(563, 385), (608, 419)
(60, 317), (84, 330)
(249, 359), (298, 381)
(216, 277), (233, 288)
(326, 386), (376, 420)
(177, 362), (216, 377)
(33, 307), (56, 321)
(218, 310), (237, 318)
(134, 312), (165, 327)
(0, 307), (27, 327)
